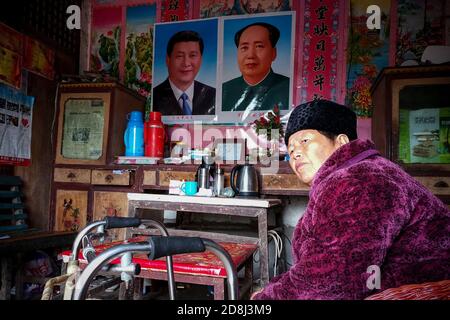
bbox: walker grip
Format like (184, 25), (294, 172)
(147, 236), (206, 260)
(103, 216), (141, 229)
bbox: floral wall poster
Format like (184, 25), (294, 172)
(0, 46), (21, 89)
(90, 6), (122, 79)
(125, 4), (157, 114)
(346, 0), (393, 118)
(396, 0), (446, 66)
(23, 37), (55, 80)
(199, 0), (292, 18)
(0, 84), (34, 166)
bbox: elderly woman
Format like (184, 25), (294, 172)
(252, 99), (450, 300)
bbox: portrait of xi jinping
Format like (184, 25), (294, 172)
(152, 20), (218, 116)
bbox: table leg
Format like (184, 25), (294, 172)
(257, 211), (269, 287)
(14, 254), (24, 300)
(0, 256), (13, 300)
(133, 278), (143, 300)
(119, 281), (134, 300)
(213, 278), (225, 300)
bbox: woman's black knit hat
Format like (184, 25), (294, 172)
(284, 99), (357, 146)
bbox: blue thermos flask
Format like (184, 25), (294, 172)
(124, 111), (144, 156)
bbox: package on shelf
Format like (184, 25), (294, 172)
(399, 107), (450, 164)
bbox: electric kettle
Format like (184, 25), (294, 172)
(230, 163), (259, 198)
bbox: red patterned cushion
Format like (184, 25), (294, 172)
(60, 236), (257, 277)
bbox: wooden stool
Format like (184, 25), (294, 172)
(61, 236), (257, 300)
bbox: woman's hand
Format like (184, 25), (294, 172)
(250, 288), (264, 300)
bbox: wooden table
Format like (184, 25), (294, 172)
(126, 193), (282, 287)
(0, 231), (76, 300)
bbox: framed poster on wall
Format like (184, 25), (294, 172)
(218, 11), (295, 123)
(152, 18), (219, 123)
(0, 84), (34, 166)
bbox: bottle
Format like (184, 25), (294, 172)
(197, 166), (210, 189)
(124, 111), (144, 156)
(213, 165), (224, 197)
(144, 111), (165, 158)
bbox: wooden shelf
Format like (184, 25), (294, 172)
(371, 65), (450, 203)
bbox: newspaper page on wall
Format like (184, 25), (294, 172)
(61, 98), (105, 160)
(0, 84), (34, 166)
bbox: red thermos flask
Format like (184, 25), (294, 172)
(144, 112), (165, 158)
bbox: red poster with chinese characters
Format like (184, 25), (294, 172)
(301, 0), (342, 103)
(161, 0), (189, 22)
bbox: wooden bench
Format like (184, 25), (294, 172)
(61, 236), (258, 300)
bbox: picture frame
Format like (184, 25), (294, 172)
(218, 12), (295, 123)
(213, 138), (246, 164)
(152, 18), (218, 123)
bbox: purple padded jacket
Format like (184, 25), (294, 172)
(254, 139), (450, 300)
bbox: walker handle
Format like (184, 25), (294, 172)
(147, 236), (206, 260)
(103, 216), (141, 230)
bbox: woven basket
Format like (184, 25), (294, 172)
(365, 280), (450, 300)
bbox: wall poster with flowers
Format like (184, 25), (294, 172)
(199, 0), (292, 18)
(90, 6), (122, 79)
(125, 4), (157, 116)
(346, 0), (394, 118)
(396, 0), (446, 66)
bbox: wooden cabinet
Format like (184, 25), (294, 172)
(92, 191), (129, 242)
(53, 189), (89, 232)
(50, 162), (309, 230)
(140, 163), (309, 195)
(143, 170), (157, 186)
(49, 82), (310, 230)
(50, 82), (145, 231)
(55, 82), (145, 165)
(51, 167), (139, 232)
(371, 65), (450, 201)
(91, 169), (132, 186)
(158, 170), (196, 187)
(54, 168), (91, 184)
(413, 176), (450, 196)
(261, 173), (309, 194)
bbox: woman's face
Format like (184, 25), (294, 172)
(288, 129), (341, 185)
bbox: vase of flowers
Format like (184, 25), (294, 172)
(252, 105), (284, 157)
